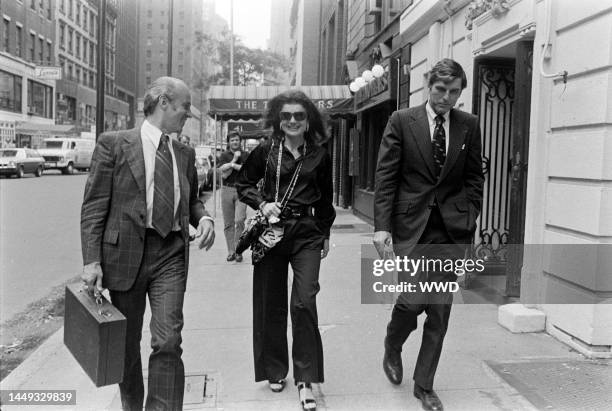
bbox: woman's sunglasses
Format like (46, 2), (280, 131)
(280, 111), (307, 122)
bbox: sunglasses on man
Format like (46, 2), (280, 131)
(280, 111), (307, 122)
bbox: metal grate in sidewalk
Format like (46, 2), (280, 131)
(486, 358), (612, 410)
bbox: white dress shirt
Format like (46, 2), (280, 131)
(426, 101), (450, 155)
(141, 120), (181, 231)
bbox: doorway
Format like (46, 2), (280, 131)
(470, 41), (533, 297)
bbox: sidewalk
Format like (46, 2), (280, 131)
(1, 199), (586, 410)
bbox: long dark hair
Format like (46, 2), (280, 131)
(264, 90), (328, 145)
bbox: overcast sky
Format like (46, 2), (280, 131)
(215, 0), (272, 50)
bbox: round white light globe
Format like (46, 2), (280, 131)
(362, 70), (374, 82)
(349, 81), (359, 92)
(372, 64), (385, 78)
(355, 77), (366, 87)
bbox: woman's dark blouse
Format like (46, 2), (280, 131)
(236, 138), (336, 238)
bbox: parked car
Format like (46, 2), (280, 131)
(37, 137), (95, 174)
(0, 148), (45, 178)
(196, 157), (213, 194)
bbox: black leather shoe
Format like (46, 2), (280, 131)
(235, 254), (243, 262)
(383, 344), (403, 385)
(226, 253), (236, 262)
(413, 384), (444, 411)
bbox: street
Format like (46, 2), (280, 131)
(0, 172), (88, 321)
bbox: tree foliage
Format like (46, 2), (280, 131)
(193, 29), (291, 89)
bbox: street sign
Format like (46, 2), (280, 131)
(34, 66), (62, 80)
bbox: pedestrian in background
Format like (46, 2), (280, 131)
(236, 90), (335, 411)
(217, 130), (249, 262)
(373, 59), (484, 411)
(80, 76), (215, 411)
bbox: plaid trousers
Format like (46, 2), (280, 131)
(110, 229), (186, 411)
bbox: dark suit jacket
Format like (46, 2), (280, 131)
(374, 103), (484, 252)
(81, 128), (209, 291)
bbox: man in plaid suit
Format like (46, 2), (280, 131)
(81, 77), (215, 411)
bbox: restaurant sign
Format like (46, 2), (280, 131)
(212, 99), (338, 112)
(34, 66), (62, 80)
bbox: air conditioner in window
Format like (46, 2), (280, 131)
(367, 0), (382, 14)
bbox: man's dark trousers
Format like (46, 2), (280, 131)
(110, 229), (186, 411)
(385, 205), (464, 391)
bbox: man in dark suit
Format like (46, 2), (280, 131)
(81, 77), (215, 411)
(373, 59), (484, 411)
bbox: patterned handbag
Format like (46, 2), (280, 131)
(235, 138), (303, 263)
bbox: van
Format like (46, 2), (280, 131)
(38, 138), (95, 174)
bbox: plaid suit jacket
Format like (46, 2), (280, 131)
(80, 128), (209, 291)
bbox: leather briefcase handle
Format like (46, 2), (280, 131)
(81, 285), (113, 318)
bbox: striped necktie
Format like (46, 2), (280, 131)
(432, 115), (446, 179)
(152, 134), (174, 238)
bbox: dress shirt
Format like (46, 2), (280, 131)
(141, 120), (181, 231)
(426, 101), (450, 155)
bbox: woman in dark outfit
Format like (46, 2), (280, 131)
(236, 90), (335, 411)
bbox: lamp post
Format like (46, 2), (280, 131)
(95, 0), (106, 141)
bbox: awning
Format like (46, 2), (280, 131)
(15, 122), (78, 135)
(208, 85), (354, 121)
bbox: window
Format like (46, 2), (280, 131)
(89, 43), (94, 66)
(67, 63), (72, 79)
(146, 63), (151, 71)
(146, 36), (152, 46)
(90, 14), (95, 35)
(68, 28), (73, 54)
(59, 23), (65, 49)
(46, 41), (51, 63)
(60, 0), (65, 13)
(38, 37), (44, 62)
(16, 26), (22, 57)
(160, 10), (165, 16)
(178, 64), (183, 73)
(0, 70), (23, 113)
(27, 79), (53, 118)
(178, 51), (183, 59)
(76, 2), (81, 25)
(2, 19), (9, 52)
(147, 23), (152, 30)
(68, 0), (73, 18)
(147, 10), (152, 17)
(83, 9), (87, 31)
(75, 33), (80, 58)
(161, 23), (164, 30)
(146, 76), (150, 85)
(89, 72), (94, 88)
(75, 67), (80, 83)
(31, 0), (36, 10)
(30, 33), (36, 61)
(146, 49), (151, 57)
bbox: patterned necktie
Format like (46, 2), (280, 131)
(152, 134), (174, 238)
(432, 114), (446, 179)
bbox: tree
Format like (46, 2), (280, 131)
(194, 29), (291, 88)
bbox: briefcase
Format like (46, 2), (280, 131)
(64, 283), (127, 387)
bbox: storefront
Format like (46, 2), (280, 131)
(398, 0), (612, 356)
(207, 85), (355, 207)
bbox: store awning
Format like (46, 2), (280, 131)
(15, 122), (78, 135)
(208, 85), (354, 120)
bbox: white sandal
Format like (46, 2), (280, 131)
(297, 382), (316, 411)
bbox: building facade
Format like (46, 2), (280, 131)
(397, 0), (611, 356)
(54, 0), (129, 132)
(135, 0), (205, 141)
(289, 0), (322, 86)
(0, 0), (56, 148)
(345, 0), (412, 221)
